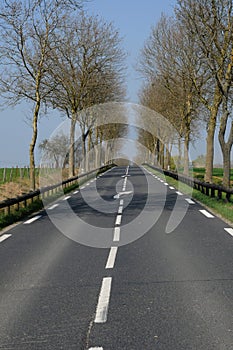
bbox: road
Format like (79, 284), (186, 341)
(0, 165), (233, 349)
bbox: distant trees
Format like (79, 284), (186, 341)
(138, 0), (233, 186)
(39, 134), (69, 168)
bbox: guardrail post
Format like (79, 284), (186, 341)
(4, 206), (10, 216)
(218, 189), (222, 200)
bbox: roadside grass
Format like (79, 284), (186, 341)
(145, 165), (233, 224)
(0, 165), (112, 231)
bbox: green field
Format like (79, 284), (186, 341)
(0, 167), (54, 184)
(192, 167), (233, 185)
(0, 167), (30, 184)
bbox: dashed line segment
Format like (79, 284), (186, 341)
(0, 234), (12, 243)
(199, 209), (214, 218)
(224, 228), (233, 237)
(24, 215), (42, 224)
(105, 247), (118, 269)
(94, 277), (112, 323)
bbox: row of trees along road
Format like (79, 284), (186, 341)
(0, 0), (126, 190)
(138, 0), (233, 188)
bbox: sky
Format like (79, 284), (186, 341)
(0, 0), (220, 167)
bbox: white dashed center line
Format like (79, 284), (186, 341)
(88, 348), (103, 350)
(95, 277), (112, 323)
(115, 214), (122, 226)
(0, 234), (12, 243)
(199, 209), (214, 218)
(113, 227), (121, 241)
(24, 215), (42, 224)
(120, 199), (124, 206)
(105, 247), (118, 269)
(118, 206), (123, 214)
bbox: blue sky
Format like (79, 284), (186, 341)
(0, 0), (213, 167)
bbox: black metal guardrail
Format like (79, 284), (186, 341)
(0, 165), (111, 216)
(146, 164), (233, 202)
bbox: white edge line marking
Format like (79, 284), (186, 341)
(105, 247), (118, 269)
(48, 204), (59, 210)
(176, 191), (183, 196)
(113, 227), (120, 241)
(199, 209), (214, 218)
(169, 186), (175, 190)
(120, 199), (124, 206)
(24, 215), (42, 224)
(224, 228), (233, 236)
(63, 196), (71, 201)
(185, 198), (195, 204)
(0, 234), (12, 243)
(94, 277), (112, 323)
(73, 190), (79, 194)
(115, 215), (122, 226)
(164, 183), (168, 186)
(88, 347), (103, 350)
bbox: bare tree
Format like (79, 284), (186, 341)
(176, 0), (233, 187)
(47, 12), (126, 176)
(0, 0), (83, 190)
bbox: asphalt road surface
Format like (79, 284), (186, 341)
(0, 165), (232, 350)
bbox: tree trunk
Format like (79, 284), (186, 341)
(183, 128), (190, 176)
(81, 131), (89, 172)
(164, 143), (171, 170)
(204, 91), (222, 183)
(99, 132), (103, 167)
(29, 100), (40, 190)
(218, 100), (233, 188)
(177, 136), (182, 171)
(86, 130), (92, 171)
(160, 143), (165, 169)
(69, 112), (76, 178)
(156, 139), (160, 164)
(221, 146), (231, 188)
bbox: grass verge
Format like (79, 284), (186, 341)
(145, 165), (233, 225)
